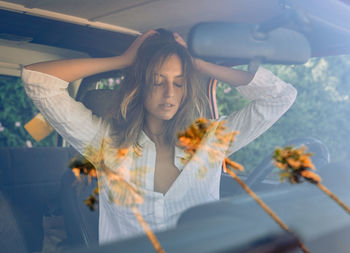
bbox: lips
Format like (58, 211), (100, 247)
(160, 103), (174, 107)
(159, 103), (175, 109)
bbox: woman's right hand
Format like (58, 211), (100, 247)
(121, 30), (158, 67)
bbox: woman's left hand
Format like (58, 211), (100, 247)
(121, 30), (158, 67)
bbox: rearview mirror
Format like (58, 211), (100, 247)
(188, 22), (311, 65)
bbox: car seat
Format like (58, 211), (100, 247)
(59, 88), (115, 247)
(0, 190), (28, 253)
(0, 146), (78, 252)
(60, 167), (99, 247)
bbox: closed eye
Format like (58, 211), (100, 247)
(153, 82), (163, 87)
(174, 83), (184, 88)
(153, 82), (184, 88)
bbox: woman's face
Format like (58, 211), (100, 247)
(144, 54), (185, 124)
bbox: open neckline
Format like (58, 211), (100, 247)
(152, 167), (187, 197)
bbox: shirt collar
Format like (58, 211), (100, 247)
(138, 130), (187, 159)
(138, 130), (152, 146)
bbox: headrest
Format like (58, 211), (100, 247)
(81, 89), (118, 118)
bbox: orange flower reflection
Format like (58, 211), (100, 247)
(177, 118), (241, 177)
(273, 145), (350, 215)
(273, 145), (320, 184)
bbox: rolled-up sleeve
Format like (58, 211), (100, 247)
(21, 68), (109, 154)
(222, 66), (297, 156)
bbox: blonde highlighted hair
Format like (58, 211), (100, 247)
(107, 29), (209, 148)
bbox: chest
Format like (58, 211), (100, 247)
(153, 145), (181, 195)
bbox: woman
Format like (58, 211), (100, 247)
(22, 29), (297, 243)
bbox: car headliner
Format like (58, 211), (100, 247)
(0, 0), (350, 57)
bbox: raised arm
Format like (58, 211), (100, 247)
(173, 32), (297, 156)
(173, 32), (254, 87)
(22, 30), (158, 154)
(193, 58), (255, 87)
(222, 66), (297, 156)
(25, 30), (157, 82)
(192, 59), (297, 156)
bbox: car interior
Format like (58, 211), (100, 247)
(1, 0), (350, 252)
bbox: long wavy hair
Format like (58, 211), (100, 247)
(107, 29), (209, 149)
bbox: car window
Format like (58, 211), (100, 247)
(0, 74), (57, 147)
(219, 55), (350, 182)
(95, 75), (125, 90)
(0, 72), (125, 148)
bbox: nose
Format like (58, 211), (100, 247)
(164, 81), (175, 98)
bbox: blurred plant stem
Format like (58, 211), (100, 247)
(223, 159), (310, 253)
(316, 183), (350, 214)
(131, 206), (165, 253)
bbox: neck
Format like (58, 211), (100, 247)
(144, 118), (166, 145)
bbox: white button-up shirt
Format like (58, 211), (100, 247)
(22, 66), (297, 244)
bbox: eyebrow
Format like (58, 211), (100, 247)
(156, 73), (184, 78)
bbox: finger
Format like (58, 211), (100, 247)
(134, 30), (157, 45)
(174, 32), (182, 40)
(143, 29), (158, 37)
(174, 32), (185, 42)
(174, 32), (187, 48)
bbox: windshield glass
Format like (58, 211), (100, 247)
(1, 7), (350, 253)
(2, 53), (350, 252)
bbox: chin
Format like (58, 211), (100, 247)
(158, 111), (178, 121)
(161, 115), (176, 121)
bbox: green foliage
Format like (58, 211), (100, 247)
(216, 82), (249, 115)
(216, 56), (350, 173)
(0, 75), (56, 147)
(96, 76), (124, 90)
